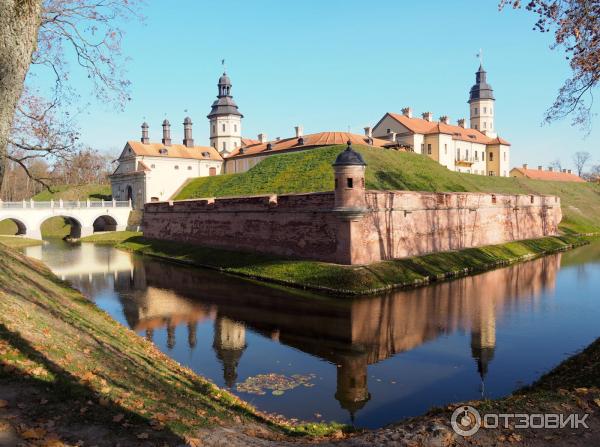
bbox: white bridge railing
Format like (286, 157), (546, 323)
(0, 199), (132, 209)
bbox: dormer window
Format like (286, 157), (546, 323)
(201, 151), (210, 158)
(239, 148), (245, 154)
(266, 143), (273, 151)
(298, 137), (304, 145)
(159, 148), (168, 155)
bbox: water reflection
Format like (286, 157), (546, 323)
(23, 241), (600, 427)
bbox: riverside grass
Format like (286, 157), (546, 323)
(116, 235), (586, 296)
(176, 145), (600, 235)
(0, 242), (346, 440)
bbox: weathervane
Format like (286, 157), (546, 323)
(476, 48), (483, 65)
(221, 58), (226, 72)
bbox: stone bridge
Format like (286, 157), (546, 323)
(0, 199), (132, 239)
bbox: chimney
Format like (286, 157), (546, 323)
(162, 119), (172, 146)
(548, 167), (554, 172)
(439, 115), (450, 125)
(364, 126), (372, 138)
(401, 107), (413, 118)
(562, 168), (567, 173)
(295, 125), (303, 138)
(522, 163), (528, 169)
(422, 112), (433, 122)
(457, 118), (465, 128)
(141, 122), (149, 144)
(568, 169), (572, 174)
(258, 133), (268, 143)
(538, 165), (543, 171)
(182, 117), (194, 147)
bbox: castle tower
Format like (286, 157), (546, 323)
(207, 71), (243, 156)
(468, 64), (496, 137)
(213, 316), (247, 388)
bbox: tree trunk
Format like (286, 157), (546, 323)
(0, 0), (42, 191)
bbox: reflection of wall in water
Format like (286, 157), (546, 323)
(116, 253), (560, 416)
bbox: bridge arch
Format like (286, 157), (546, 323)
(0, 217), (28, 236)
(92, 214), (118, 232)
(38, 215), (85, 239)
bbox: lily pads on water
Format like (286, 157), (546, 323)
(236, 373), (316, 396)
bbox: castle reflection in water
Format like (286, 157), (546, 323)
(36, 242), (560, 421)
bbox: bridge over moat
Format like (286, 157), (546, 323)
(0, 199), (132, 240)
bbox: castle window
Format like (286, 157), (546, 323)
(212, 125), (216, 133)
(483, 107), (487, 113)
(347, 178), (353, 188)
(421, 143), (424, 152)
(151, 164), (155, 168)
(222, 142), (227, 151)
(234, 124), (238, 132)
(457, 148), (461, 159)
(504, 151), (507, 161)
(335, 178), (338, 189)
(444, 144), (447, 154)
(490, 108), (493, 114)
(386, 128), (391, 134)
(222, 123), (226, 132)
(187, 166), (192, 170)
(427, 144), (432, 155)
(174, 165), (179, 170)
(474, 124), (478, 130)
(483, 121), (487, 128)
(475, 108), (478, 114)
(489, 152), (494, 161)
(234, 141), (238, 148)
(482, 152), (485, 161)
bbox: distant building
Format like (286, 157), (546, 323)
(510, 164), (586, 183)
(372, 64), (511, 177)
(109, 119), (223, 208)
(224, 130), (390, 174)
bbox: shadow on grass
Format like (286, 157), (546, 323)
(0, 323), (185, 445)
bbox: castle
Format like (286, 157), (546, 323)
(110, 63), (511, 207)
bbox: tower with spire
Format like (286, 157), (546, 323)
(468, 63), (496, 138)
(207, 71), (243, 156)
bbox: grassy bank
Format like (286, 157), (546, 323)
(0, 242), (346, 445)
(115, 235), (586, 295)
(0, 236), (43, 248)
(32, 184), (111, 202)
(176, 145), (600, 234)
(79, 231), (142, 244)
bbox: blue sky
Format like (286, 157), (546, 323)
(36, 0), (599, 170)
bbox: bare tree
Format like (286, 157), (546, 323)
(0, 0), (142, 191)
(572, 151), (592, 176)
(549, 159), (563, 171)
(500, 1), (600, 131)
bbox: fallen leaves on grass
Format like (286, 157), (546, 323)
(236, 373), (316, 396)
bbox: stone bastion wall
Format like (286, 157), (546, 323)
(142, 190), (562, 265)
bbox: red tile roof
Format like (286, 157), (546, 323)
(386, 113), (511, 146)
(124, 141), (223, 161)
(241, 137), (261, 146)
(510, 167), (586, 183)
(227, 131), (389, 158)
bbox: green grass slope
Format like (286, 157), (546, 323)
(176, 145), (600, 234)
(32, 184), (111, 201)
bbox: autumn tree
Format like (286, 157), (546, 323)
(500, 1), (600, 130)
(0, 0), (141, 192)
(572, 150), (592, 176)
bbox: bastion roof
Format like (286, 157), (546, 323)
(510, 167), (586, 183)
(385, 113), (511, 146)
(227, 132), (389, 159)
(123, 141), (223, 162)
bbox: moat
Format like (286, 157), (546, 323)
(24, 239), (600, 429)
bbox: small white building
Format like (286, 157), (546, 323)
(110, 118), (223, 208)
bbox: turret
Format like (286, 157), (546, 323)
(162, 119), (172, 146)
(332, 141), (367, 219)
(141, 122), (149, 144)
(183, 117), (194, 148)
